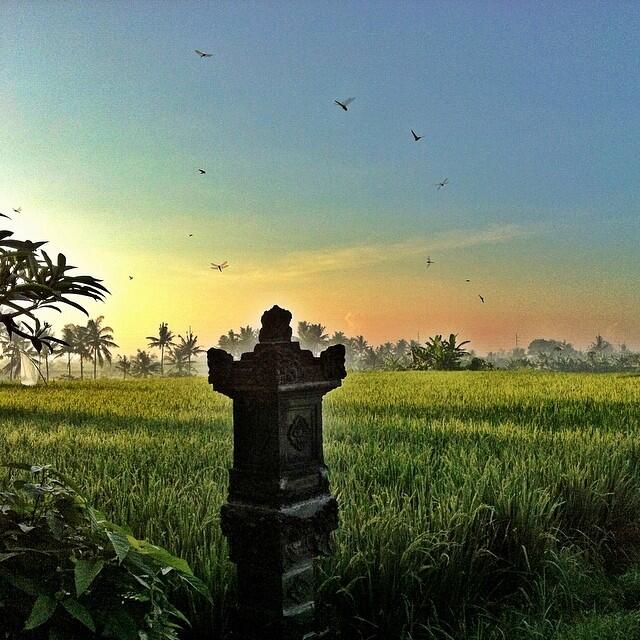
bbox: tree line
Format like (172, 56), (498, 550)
(1, 315), (638, 382)
(0, 319), (207, 381)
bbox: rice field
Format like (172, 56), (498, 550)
(1, 371), (640, 639)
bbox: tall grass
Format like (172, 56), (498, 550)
(1, 371), (639, 638)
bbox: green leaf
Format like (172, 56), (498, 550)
(61, 598), (95, 631)
(107, 530), (130, 563)
(176, 571), (212, 601)
(74, 558), (104, 596)
(136, 540), (191, 574)
(24, 594), (57, 630)
(0, 568), (42, 596)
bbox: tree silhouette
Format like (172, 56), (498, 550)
(218, 330), (242, 359)
(71, 325), (91, 380)
(54, 324), (77, 379)
(296, 321), (328, 356)
(131, 350), (161, 378)
(165, 345), (189, 376)
(328, 331), (347, 346)
(237, 326), (258, 355)
(349, 335), (370, 368)
(85, 316), (118, 380)
(115, 355), (132, 380)
(176, 329), (204, 375)
(146, 322), (175, 375)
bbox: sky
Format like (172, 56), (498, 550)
(1, 1), (639, 355)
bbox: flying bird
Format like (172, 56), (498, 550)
(0, 212), (10, 219)
(211, 261), (229, 272)
(188, 233), (193, 237)
(198, 169), (206, 175)
(435, 179), (449, 190)
(426, 256), (434, 268)
(478, 294), (485, 303)
(334, 97), (355, 111)
(195, 49), (212, 58)
(411, 129), (423, 142)
(129, 276), (134, 280)
(13, 207), (21, 214)
(465, 279), (471, 283)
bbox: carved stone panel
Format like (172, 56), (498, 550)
(282, 400), (321, 466)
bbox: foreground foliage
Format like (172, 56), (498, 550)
(0, 463), (208, 639)
(0, 373), (639, 638)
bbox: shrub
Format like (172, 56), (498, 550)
(0, 463), (209, 639)
(467, 357), (494, 371)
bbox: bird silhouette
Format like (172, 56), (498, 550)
(478, 294), (485, 303)
(411, 129), (423, 142)
(0, 212), (10, 219)
(435, 179), (449, 190)
(426, 256), (434, 268)
(211, 261), (229, 272)
(12, 207), (21, 214)
(198, 169), (206, 175)
(334, 98), (355, 111)
(195, 49), (212, 58)
(465, 279), (471, 283)
(188, 233), (193, 237)
(129, 276), (134, 280)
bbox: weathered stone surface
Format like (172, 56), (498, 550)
(208, 305), (346, 639)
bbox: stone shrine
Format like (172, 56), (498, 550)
(207, 305), (346, 639)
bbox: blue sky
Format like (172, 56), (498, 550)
(1, 1), (639, 353)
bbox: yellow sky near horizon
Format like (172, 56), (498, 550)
(7, 207), (638, 358)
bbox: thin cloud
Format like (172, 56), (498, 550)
(231, 224), (536, 283)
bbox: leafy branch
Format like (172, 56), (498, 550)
(0, 228), (109, 353)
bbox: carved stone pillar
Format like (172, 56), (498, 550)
(208, 305), (346, 639)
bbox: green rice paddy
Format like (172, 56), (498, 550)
(1, 371), (640, 639)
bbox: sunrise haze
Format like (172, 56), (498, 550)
(2, 1), (639, 355)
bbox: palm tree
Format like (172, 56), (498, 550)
(146, 322), (175, 375)
(394, 339), (410, 358)
(177, 329), (205, 375)
(361, 346), (383, 370)
(296, 321), (329, 356)
(236, 326), (258, 355)
(349, 335), (369, 369)
(328, 331), (347, 346)
(70, 325), (91, 380)
(165, 344), (189, 376)
(218, 330), (241, 359)
(131, 350), (161, 378)
(54, 324), (77, 379)
(115, 355), (132, 380)
(85, 316), (118, 380)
